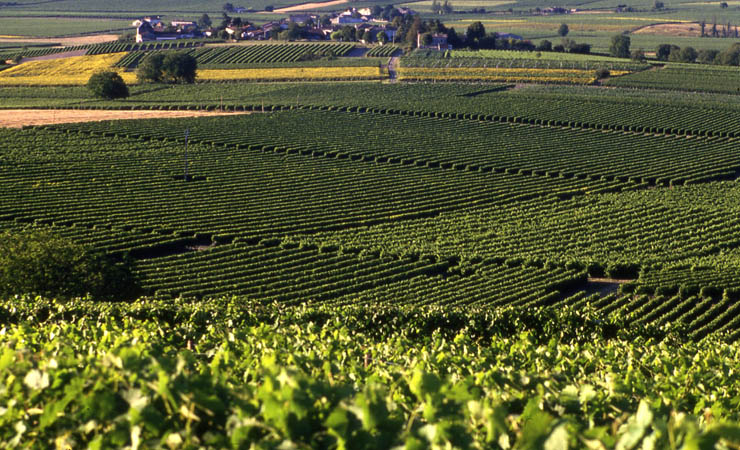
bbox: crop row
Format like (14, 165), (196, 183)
(0, 40), (205, 62)
(112, 82), (740, 139)
(366, 45), (399, 57)
(0, 126), (621, 249)
(297, 181), (740, 283)
(397, 66), (602, 84)
(48, 109), (740, 186)
(190, 43), (355, 65)
(605, 64), (740, 94)
(404, 55), (649, 72)
(134, 240), (585, 303)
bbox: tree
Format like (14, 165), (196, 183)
(721, 1), (728, 8)
(137, 52), (197, 84)
(631, 48), (646, 62)
(0, 230), (140, 300)
(442, 0), (453, 14)
(558, 23), (569, 37)
(87, 71), (129, 100)
(198, 13), (212, 29)
(697, 48), (718, 64)
(718, 43), (740, 65)
(656, 43), (678, 61)
(377, 30), (388, 44)
(537, 40), (552, 51)
(223, 2), (235, 12)
(466, 21), (486, 45)
(419, 32), (433, 46)
(362, 29), (373, 43)
(136, 52), (165, 82)
(654, 0), (664, 9)
(340, 25), (355, 41)
(162, 52), (198, 83)
(679, 46), (697, 63)
(609, 34), (631, 58)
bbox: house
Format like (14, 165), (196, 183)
(357, 7), (373, 16)
(331, 15), (364, 25)
(132, 16), (163, 29)
(136, 20), (199, 42)
(171, 20), (198, 32)
(417, 32), (450, 50)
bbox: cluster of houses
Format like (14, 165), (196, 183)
(134, 8), (414, 43)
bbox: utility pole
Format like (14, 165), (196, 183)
(184, 128), (190, 181)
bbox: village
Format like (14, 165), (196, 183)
(134, 6), (419, 45)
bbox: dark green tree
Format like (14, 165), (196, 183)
(679, 46), (697, 63)
(136, 52), (165, 82)
(198, 13), (212, 29)
(376, 29), (389, 44)
(609, 34), (631, 58)
(558, 23), (569, 37)
(87, 71), (129, 100)
(656, 43), (678, 61)
(162, 52), (198, 83)
(0, 230), (140, 300)
(466, 21), (486, 45)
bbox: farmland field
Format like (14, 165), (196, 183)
(4, 2), (740, 445)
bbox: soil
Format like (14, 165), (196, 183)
(632, 22), (701, 37)
(0, 34), (119, 46)
(0, 109), (252, 129)
(22, 49), (88, 62)
(268, 0), (349, 13)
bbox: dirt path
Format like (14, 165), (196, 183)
(0, 109), (253, 129)
(0, 34), (118, 46)
(268, 0), (349, 13)
(387, 56), (399, 83)
(22, 49), (88, 62)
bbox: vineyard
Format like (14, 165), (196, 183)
(604, 64), (740, 94)
(365, 45), (400, 57)
(114, 43), (356, 69)
(4, 61), (740, 446)
(0, 40), (207, 63)
(3, 296), (740, 448)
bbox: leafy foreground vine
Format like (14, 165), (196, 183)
(2, 296), (740, 448)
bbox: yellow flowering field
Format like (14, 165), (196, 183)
(399, 67), (631, 84)
(198, 66), (383, 81)
(0, 53), (135, 85)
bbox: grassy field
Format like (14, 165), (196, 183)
(0, 17), (130, 37)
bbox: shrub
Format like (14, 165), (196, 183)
(87, 71), (129, 100)
(595, 67), (610, 79)
(0, 230), (139, 300)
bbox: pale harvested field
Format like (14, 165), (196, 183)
(23, 49), (88, 62)
(633, 22), (702, 36)
(270, 0), (348, 12)
(0, 109), (252, 129)
(0, 34), (118, 46)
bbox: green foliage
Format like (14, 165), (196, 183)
(609, 34), (631, 58)
(86, 71), (129, 100)
(0, 231), (139, 300)
(1, 296), (740, 448)
(162, 52), (198, 84)
(136, 52), (165, 83)
(558, 23), (569, 37)
(466, 21), (485, 43)
(136, 51), (198, 84)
